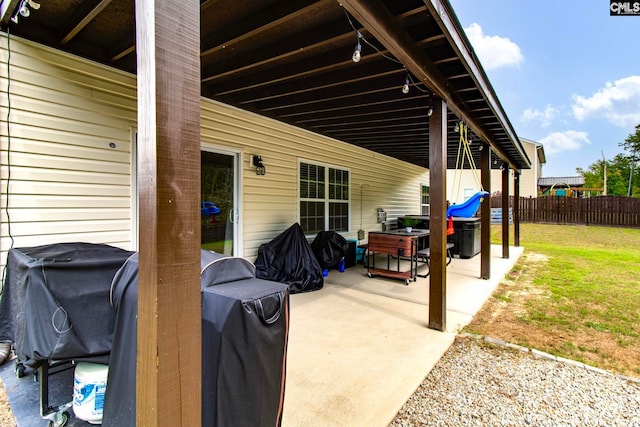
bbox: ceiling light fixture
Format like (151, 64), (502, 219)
(352, 31), (362, 63)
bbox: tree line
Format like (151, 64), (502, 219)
(577, 124), (640, 197)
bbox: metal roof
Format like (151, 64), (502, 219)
(1, 0), (532, 170)
(538, 176), (586, 187)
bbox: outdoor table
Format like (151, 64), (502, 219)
(366, 229), (429, 285)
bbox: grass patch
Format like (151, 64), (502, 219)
(464, 223), (640, 377)
(493, 292), (512, 303)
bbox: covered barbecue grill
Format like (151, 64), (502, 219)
(255, 222), (323, 293)
(103, 250), (290, 427)
(0, 242), (134, 367)
(0, 242), (134, 424)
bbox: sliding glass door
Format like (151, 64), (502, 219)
(201, 149), (239, 255)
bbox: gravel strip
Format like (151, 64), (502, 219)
(390, 336), (640, 427)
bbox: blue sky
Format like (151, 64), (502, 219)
(449, 0), (640, 177)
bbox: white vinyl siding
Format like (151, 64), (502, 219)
(1, 35), (431, 267)
(200, 98), (429, 258)
(0, 35), (137, 265)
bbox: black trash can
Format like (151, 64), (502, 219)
(459, 220), (481, 258)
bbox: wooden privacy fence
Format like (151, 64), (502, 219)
(490, 195), (640, 228)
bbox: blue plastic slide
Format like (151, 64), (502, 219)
(446, 191), (489, 218)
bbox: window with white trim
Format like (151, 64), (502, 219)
(299, 161), (350, 234)
(421, 184), (430, 216)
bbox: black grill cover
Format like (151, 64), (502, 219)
(0, 242), (133, 367)
(103, 250), (289, 427)
(101, 252), (138, 427)
(310, 231), (349, 270)
(201, 252), (289, 427)
(255, 223), (323, 293)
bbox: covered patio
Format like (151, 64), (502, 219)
(283, 245), (523, 425)
(0, 0), (531, 424)
(0, 244), (522, 426)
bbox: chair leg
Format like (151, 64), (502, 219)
(417, 256), (430, 278)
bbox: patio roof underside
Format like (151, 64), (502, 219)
(3, 0), (531, 171)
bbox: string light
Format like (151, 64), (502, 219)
(352, 31), (362, 63)
(402, 74), (410, 94)
(342, 6), (438, 119)
(11, 0), (40, 23)
(343, 9), (401, 65)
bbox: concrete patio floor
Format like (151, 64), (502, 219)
(281, 244), (524, 427)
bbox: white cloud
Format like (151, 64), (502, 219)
(539, 131), (590, 156)
(520, 105), (559, 127)
(464, 23), (523, 70)
(572, 76), (640, 127)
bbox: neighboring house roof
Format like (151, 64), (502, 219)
(520, 137), (546, 165)
(538, 176), (585, 187)
(536, 145), (547, 165)
(0, 0), (531, 171)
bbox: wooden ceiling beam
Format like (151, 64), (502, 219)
(257, 84), (400, 112)
(318, 114), (429, 131)
(279, 96), (429, 119)
(204, 37), (399, 92)
(202, 29), (353, 85)
(200, 0), (330, 59)
(107, 0), (236, 65)
(290, 102), (429, 122)
(60, 0), (113, 45)
(237, 67), (401, 107)
(323, 122), (427, 135)
(339, 0), (525, 170)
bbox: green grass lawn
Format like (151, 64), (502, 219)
(465, 223), (640, 377)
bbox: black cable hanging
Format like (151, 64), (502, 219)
(1, 27), (15, 292)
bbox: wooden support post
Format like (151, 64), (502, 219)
(135, 0), (202, 425)
(480, 142), (491, 279)
(428, 97), (447, 331)
(514, 171), (521, 247)
(501, 164), (510, 259)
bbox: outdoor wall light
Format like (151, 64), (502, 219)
(253, 155), (266, 176)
